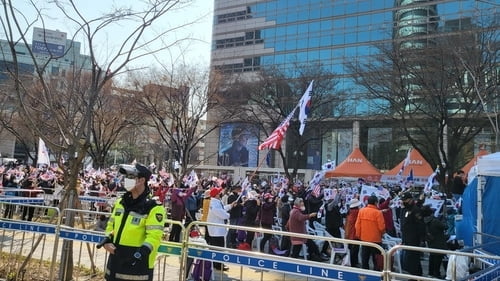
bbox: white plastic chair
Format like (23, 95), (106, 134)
(252, 231), (263, 251)
(393, 221), (402, 238)
(274, 216), (282, 227)
(326, 228), (350, 265)
(300, 243), (308, 260)
(313, 220), (326, 232)
(306, 221), (326, 250)
(382, 233), (402, 273)
(271, 224), (283, 245)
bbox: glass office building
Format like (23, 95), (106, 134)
(209, 0), (498, 169)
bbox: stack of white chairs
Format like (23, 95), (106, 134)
(382, 233), (402, 273)
(307, 221), (326, 250)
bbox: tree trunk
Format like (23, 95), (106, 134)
(58, 185), (78, 280)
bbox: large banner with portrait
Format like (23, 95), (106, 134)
(218, 123), (259, 167)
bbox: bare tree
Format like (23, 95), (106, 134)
(0, 0), (200, 279)
(129, 65), (231, 182)
(88, 83), (145, 168)
(347, 25), (498, 193)
(0, 85), (37, 162)
(455, 20), (500, 151)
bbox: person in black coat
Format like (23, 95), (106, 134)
(325, 194), (343, 239)
(280, 195), (293, 252)
(305, 189), (323, 228)
(226, 185), (243, 248)
(241, 191), (261, 247)
(400, 192), (425, 280)
(422, 205), (448, 279)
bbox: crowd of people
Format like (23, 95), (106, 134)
(0, 162), (468, 279)
(179, 175), (465, 279)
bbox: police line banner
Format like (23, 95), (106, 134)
(0, 220), (382, 281)
(187, 246), (381, 281)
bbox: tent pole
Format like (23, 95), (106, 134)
(476, 175), (483, 246)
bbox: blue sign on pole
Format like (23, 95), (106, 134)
(187, 248), (381, 281)
(0, 220), (56, 234)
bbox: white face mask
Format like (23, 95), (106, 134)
(300, 206), (306, 212)
(124, 178), (136, 191)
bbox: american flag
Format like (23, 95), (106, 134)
(311, 183), (322, 197)
(258, 107), (297, 150)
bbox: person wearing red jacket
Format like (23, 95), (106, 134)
(355, 195), (385, 270)
(287, 197), (326, 262)
(345, 198), (362, 267)
(379, 196), (396, 237)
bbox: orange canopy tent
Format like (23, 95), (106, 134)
(324, 147), (382, 182)
(381, 149), (433, 185)
(462, 148), (489, 175)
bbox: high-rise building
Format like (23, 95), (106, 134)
(0, 28), (91, 161)
(207, 0), (498, 170)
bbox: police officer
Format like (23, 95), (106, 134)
(100, 163), (165, 281)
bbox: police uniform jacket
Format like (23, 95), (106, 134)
(105, 190), (165, 280)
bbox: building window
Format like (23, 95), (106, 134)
(216, 31), (263, 49)
(217, 7), (252, 24)
(51, 66), (59, 75)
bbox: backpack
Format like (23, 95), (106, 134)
(192, 259), (212, 281)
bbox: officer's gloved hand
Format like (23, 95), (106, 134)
(96, 236), (112, 249)
(131, 246), (151, 266)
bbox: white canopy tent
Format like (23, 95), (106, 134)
(477, 152), (500, 176)
(474, 152), (500, 246)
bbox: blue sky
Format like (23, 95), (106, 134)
(5, 0), (214, 69)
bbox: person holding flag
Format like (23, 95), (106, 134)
(226, 185), (243, 248)
(169, 182), (197, 242)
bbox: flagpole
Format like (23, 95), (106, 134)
(249, 151), (269, 181)
(234, 152), (269, 202)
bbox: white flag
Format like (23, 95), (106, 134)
(298, 80), (313, 135)
(37, 138), (50, 166)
